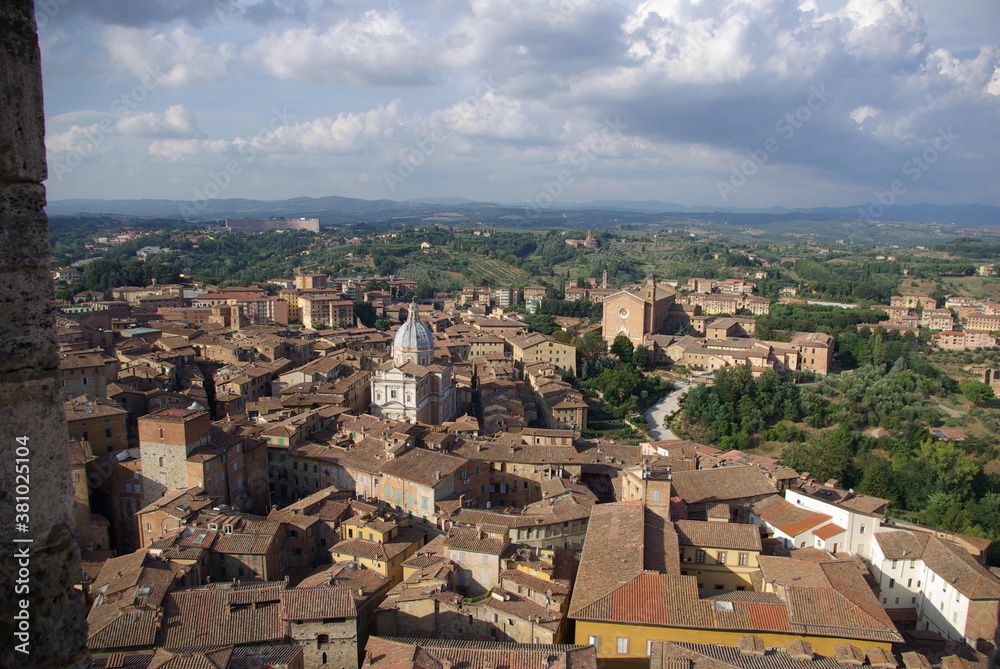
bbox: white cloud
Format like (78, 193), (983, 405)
(148, 100), (407, 161)
(101, 26), (233, 88)
(431, 92), (550, 141)
(147, 138), (234, 161)
(850, 105), (878, 124)
(242, 11), (439, 85)
(46, 124), (107, 154)
(115, 105), (204, 138)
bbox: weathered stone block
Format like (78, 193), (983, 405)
(0, 375), (87, 669)
(0, 267), (58, 375)
(0, 1), (46, 182)
(0, 182), (49, 269)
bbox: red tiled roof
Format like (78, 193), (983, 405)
(813, 523), (846, 540)
(281, 586), (356, 620)
(161, 582), (286, 650)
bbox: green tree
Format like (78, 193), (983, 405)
(524, 314), (559, 335)
(859, 457), (895, 502)
(353, 301), (376, 328)
(633, 345), (652, 370)
(551, 329), (573, 344)
(577, 330), (607, 360)
(610, 334), (634, 364)
(959, 380), (995, 404)
(373, 319), (393, 331)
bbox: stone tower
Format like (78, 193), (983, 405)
(0, 1), (89, 666)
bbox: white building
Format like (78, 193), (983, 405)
(370, 302), (456, 425)
(871, 529), (1000, 648)
(782, 480), (888, 559)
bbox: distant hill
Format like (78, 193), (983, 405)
(45, 196), (1000, 227)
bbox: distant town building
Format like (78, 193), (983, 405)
(225, 217), (320, 233)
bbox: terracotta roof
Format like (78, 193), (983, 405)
(813, 523), (846, 540)
(331, 525), (425, 562)
(65, 395), (128, 420)
(573, 572), (785, 631)
(295, 562), (392, 597)
(757, 557), (902, 642)
(365, 637), (597, 669)
(568, 502), (646, 617)
(789, 482), (888, 516)
(645, 509), (682, 574)
(211, 532), (274, 555)
(752, 495), (831, 538)
(443, 527), (508, 555)
(87, 607), (160, 650)
(873, 530), (929, 559)
(379, 448), (469, 487)
(671, 466), (777, 504)
(675, 520), (763, 551)
(281, 586), (356, 620)
(161, 582), (286, 650)
(919, 535), (1000, 600)
(500, 569), (570, 597)
(475, 590), (562, 631)
(659, 641), (875, 669)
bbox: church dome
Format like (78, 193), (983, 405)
(394, 302), (433, 354)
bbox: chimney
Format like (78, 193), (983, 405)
(834, 645), (865, 666)
(737, 635), (765, 656)
(364, 651), (374, 666)
(786, 639), (814, 661)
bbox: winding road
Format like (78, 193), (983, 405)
(645, 380), (692, 441)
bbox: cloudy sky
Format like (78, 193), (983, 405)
(38, 0), (1000, 209)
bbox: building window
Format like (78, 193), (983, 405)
(889, 579), (895, 588)
(738, 553), (748, 566)
(589, 636), (601, 652)
(859, 524), (866, 534)
(717, 551), (727, 565)
(695, 550), (705, 564)
(617, 638), (629, 654)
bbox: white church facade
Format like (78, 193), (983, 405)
(370, 302), (456, 425)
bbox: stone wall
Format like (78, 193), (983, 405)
(0, 1), (89, 666)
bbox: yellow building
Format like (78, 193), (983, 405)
(675, 519), (761, 591)
(506, 332), (578, 376)
(568, 503), (902, 665)
(331, 514), (426, 585)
